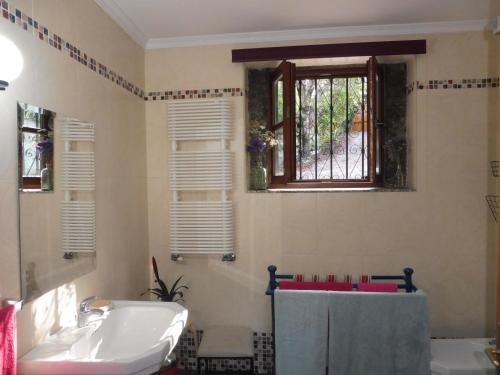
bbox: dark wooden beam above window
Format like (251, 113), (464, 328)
(232, 39), (426, 63)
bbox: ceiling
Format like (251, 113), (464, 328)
(95, 0), (494, 49)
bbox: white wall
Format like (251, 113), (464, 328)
(0, 0), (498, 358)
(0, 0), (149, 355)
(146, 32), (498, 338)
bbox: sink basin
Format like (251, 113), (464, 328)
(18, 300), (188, 375)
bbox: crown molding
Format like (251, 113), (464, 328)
(145, 19), (489, 49)
(95, 0), (148, 48)
(92, 2), (489, 51)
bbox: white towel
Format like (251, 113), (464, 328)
(275, 290), (329, 375)
(328, 290), (430, 375)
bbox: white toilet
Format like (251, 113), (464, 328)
(431, 338), (496, 374)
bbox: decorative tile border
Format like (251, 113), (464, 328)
(1, 0), (245, 103)
(0, 0), (145, 98)
(4, 1), (496, 103)
(418, 78), (499, 90)
(145, 88), (243, 101)
(407, 78), (499, 94)
(174, 330), (273, 374)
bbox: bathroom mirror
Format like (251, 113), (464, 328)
(17, 102), (96, 302)
(18, 103), (55, 192)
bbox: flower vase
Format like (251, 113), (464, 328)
(40, 162), (53, 191)
(250, 158), (267, 190)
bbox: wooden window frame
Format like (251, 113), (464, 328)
(232, 39), (426, 62)
(269, 60), (295, 185)
(268, 58), (381, 189)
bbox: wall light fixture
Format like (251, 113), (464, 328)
(0, 34), (23, 90)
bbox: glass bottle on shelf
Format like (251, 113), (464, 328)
(40, 161), (53, 191)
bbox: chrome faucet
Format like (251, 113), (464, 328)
(78, 296), (104, 328)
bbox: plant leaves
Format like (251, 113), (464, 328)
(152, 256), (160, 281)
(142, 257), (187, 303)
(152, 256), (169, 292)
(169, 275), (184, 296)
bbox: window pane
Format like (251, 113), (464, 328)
(273, 127), (284, 176)
(295, 76), (368, 181)
(274, 77), (284, 124)
(347, 77), (368, 180)
(22, 132), (41, 177)
(298, 79), (316, 180)
(295, 81), (302, 179)
(316, 79), (331, 179)
(331, 78), (347, 179)
(21, 103), (41, 129)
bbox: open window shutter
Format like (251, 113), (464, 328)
(375, 63), (385, 183)
(367, 56), (378, 182)
(269, 60), (295, 187)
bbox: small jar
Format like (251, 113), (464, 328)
(40, 162), (53, 191)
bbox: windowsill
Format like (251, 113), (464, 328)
(248, 187), (415, 193)
(20, 189), (53, 193)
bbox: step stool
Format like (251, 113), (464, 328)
(197, 326), (254, 374)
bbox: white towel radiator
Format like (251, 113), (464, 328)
(167, 98), (234, 261)
(60, 118), (96, 257)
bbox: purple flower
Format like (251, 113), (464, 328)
(247, 137), (266, 154)
(37, 140), (53, 152)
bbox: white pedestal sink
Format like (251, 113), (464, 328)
(19, 300), (188, 375)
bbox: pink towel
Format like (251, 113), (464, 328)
(0, 305), (16, 375)
(357, 282), (398, 293)
(279, 281), (353, 291)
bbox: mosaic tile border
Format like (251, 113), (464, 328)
(407, 78), (499, 94)
(3, 1), (496, 103)
(145, 88), (243, 101)
(174, 330), (273, 374)
(418, 78), (499, 90)
(0, 0), (145, 98)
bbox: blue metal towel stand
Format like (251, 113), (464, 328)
(265, 265), (418, 375)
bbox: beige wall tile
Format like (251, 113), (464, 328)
(146, 31), (498, 337)
(0, 0), (148, 355)
(2, 0), (498, 354)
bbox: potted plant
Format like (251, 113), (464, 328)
(141, 257), (188, 302)
(247, 124), (277, 190)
